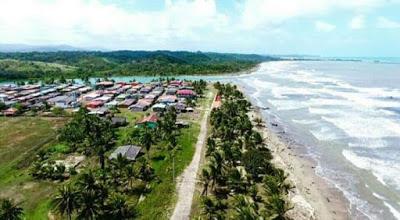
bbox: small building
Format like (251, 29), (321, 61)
(177, 89), (196, 98)
(109, 145), (142, 161)
(136, 113), (159, 128)
(88, 107), (109, 116)
(158, 95), (177, 104)
(119, 98), (137, 108)
(140, 86), (153, 94)
(166, 88), (178, 95)
(47, 95), (78, 109)
(82, 92), (101, 101)
(169, 80), (182, 87)
(2, 108), (18, 116)
(96, 81), (114, 88)
(111, 117), (128, 127)
(129, 100), (151, 112)
(152, 103), (167, 112)
(0, 94), (8, 102)
(86, 100), (104, 109)
(116, 94), (128, 101)
(105, 100), (119, 108)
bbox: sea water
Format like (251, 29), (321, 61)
(228, 61), (400, 220)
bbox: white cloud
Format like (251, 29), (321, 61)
(315, 21), (336, 32)
(0, 0), (229, 49)
(377, 16), (400, 29)
(239, 0), (391, 29)
(350, 15), (366, 29)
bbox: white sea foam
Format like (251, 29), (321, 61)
(372, 192), (386, 200)
(342, 150), (400, 190)
(292, 119), (318, 125)
(348, 139), (388, 149)
(384, 202), (400, 220)
(310, 126), (340, 141)
(308, 107), (337, 115)
(322, 114), (400, 139)
(267, 99), (309, 111)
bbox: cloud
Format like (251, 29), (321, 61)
(315, 21), (336, 32)
(0, 0), (229, 49)
(377, 16), (400, 29)
(350, 15), (366, 29)
(238, 0), (391, 29)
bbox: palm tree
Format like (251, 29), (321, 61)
(201, 196), (223, 220)
(139, 127), (155, 160)
(105, 194), (136, 219)
(263, 194), (292, 220)
(0, 198), (24, 220)
(112, 154), (130, 178)
(227, 168), (247, 193)
(200, 168), (211, 196)
(234, 195), (259, 220)
(205, 137), (216, 157)
(263, 171), (292, 196)
(76, 190), (102, 220)
(76, 170), (99, 192)
(125, 165), (136, 191)
(254, 117), (263, 127)
(52, 184), (78, 220)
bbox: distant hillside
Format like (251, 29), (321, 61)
(0, 50), (278, 80)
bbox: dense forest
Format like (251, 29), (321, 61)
(0, 51), (279, 81)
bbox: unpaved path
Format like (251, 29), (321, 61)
(171, 92), (214, 220)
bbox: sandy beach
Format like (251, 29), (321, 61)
(249, 106), (350, 220)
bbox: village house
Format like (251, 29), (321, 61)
(177, 89), (197, 98)
(136, 113), (159, 128)
(47, 95), (78, 109)
(129, 99), (152, 111)
(152, 103), (167, 112)
(2, 107), (18, 116)
(109, 145), (142, 161)
(119, 98), (137, 108)
(158, 95), (178, 104)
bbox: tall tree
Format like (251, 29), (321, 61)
(52, 184), (78, 220)
(138, 127), (155, 160)
(105, 194), (136, 219)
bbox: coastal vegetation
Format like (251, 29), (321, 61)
(0, 51), (277, 81)
(194, 83), (292, 219)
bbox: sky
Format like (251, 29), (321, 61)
(0, 0), (400, 56)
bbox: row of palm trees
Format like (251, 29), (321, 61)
(199, 83), (292, 219)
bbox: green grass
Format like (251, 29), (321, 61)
(137, 122), (200, 220)
(136, 89), (214, 219)
(0, 117), (66, 219)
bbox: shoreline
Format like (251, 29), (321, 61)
(247, 103), (350, 219)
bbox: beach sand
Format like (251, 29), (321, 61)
(249, 107), (350, 220)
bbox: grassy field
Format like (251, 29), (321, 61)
(0, 117), (67, 219)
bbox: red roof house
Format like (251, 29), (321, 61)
(177, 89), (196, 98)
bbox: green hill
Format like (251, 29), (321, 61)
(0, 51), (279, 80)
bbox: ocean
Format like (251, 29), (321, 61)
(227, 61), (400, 220)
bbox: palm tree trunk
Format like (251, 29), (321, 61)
(99, 153), (105, 170)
